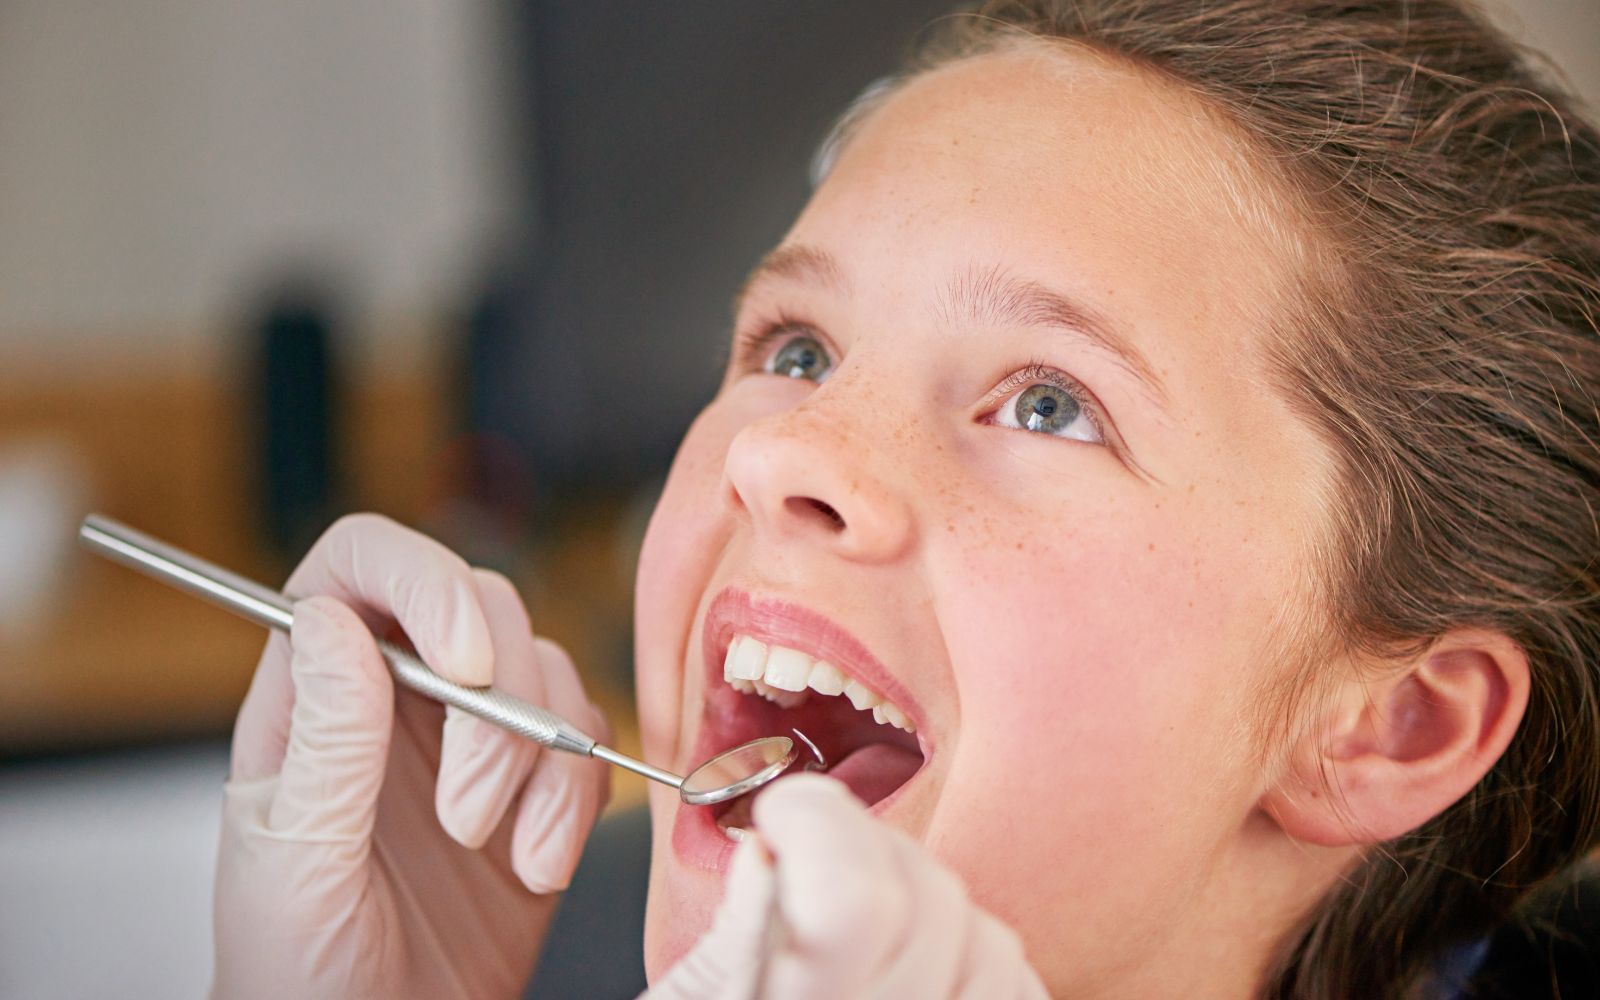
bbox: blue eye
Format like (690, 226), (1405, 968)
(994, 375), (1103, 444)
(767, 334), (833, 382)
(1016, 384), (1077, 432)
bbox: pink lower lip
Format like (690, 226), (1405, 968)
(667, 703), (763, 874)
(670, 793), (739, 872)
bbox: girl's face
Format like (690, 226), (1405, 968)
(635, 46), (1337, 992)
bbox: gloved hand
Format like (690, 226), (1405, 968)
(211, 514), (610, 1000)
(645, 774), (1049, 999)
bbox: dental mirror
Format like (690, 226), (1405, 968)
(78, 513), (798, 808)
(672, 736), (797, 806)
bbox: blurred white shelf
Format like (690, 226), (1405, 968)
(0, 742), (226, 1000)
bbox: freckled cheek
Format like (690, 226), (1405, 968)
(938, 481), (1255, 667)
(945, 545), (1210, 760)
(633, 406), (745, 759)
(934, 509), (1232, 762)
(927, 532), (1256, 933)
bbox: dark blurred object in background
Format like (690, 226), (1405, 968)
(253, 284), (343, 561)
(474, 0), (951, 510)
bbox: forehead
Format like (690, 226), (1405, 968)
(787, 43), (1329, 471)
(803, 44), (1312, 330)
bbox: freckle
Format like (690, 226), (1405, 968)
(1015, 541), (1024, 551)
(1147, 542), (1155, 552)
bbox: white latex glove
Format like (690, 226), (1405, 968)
(211, 514), (610, 1000)
(646, 774), (1050, 999)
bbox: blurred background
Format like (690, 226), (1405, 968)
(0, 1), (1595, 997)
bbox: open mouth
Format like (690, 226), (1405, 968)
(697, 596), (929, 837)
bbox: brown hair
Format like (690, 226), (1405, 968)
(829, 1), (1600, 996)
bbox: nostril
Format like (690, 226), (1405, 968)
(787, 496), (846, 531)
(811, 499), (845, 529)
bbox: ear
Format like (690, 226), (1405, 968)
(1261, 629), (1530, 847)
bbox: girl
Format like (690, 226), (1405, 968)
(210, 1), (1600, 997)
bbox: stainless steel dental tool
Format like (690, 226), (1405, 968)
(78, 514), (796, 806)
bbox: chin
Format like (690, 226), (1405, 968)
(641, 783), (718, 982)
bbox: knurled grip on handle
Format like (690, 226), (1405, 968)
(376, 637), (597, 755)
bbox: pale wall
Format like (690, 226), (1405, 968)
(0, 0), (1593, 370)
(0, 0), (516, 370)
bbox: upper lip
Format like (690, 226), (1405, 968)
(700, 586), (930, 737)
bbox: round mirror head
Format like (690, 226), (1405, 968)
(679, 736), (796, 806)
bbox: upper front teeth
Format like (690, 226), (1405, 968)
(765, 646), (812, 690)
(808, 661), (847, 696)
(721, 634), (915, 733)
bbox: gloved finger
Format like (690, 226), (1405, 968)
(751, 774), (912, 993)
(230, 630), (296, 782)
(284, 513), (495, 686)
(434, 569), (543, 848)
(233, 514), (492, 782)
(641, 837), (778, 1000)
(508, 636), (612, 893)
(266, 595), (396, 841)
(756, 778), (1044, 999)
(776, 789), (1048, 1000)
(856, 810), (972, 997)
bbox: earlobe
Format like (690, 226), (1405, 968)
(1262, 630), (1530, 847)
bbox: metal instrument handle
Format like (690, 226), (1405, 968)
(78, 514), (597, 756)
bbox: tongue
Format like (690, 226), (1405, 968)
(713, 742), (923, 834)
(824, 742), (923, 807)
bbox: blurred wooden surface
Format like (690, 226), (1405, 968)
(0, 357), (648, 808)
(1, 364), (270, 750)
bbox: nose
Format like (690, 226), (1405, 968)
(722, 391), (916, 564)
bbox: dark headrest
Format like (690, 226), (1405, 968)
(1461, 865), (1600, 999)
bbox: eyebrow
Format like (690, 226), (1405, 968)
(937, 262), (1168, 407)
(731, 244), (848, 316)
(733, 245), (1166, 407)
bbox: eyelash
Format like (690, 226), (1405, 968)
(730, 313), (816, 369)
(985, 361), (1108, 442)
(730, 320), (1110, 444)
